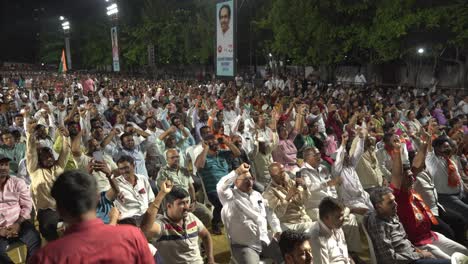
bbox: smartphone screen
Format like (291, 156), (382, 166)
(295, 171), (302, 178)
(92, 151), (104, 162)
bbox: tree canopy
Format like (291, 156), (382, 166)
(37, 0), (468, 84)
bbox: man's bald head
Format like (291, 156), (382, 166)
(165, 148), (180, 168)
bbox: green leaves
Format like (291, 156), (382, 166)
(264, 0), (468, 67)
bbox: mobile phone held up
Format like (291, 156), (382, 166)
(92, 151), (104, 162)
(295, 171), (302, 187)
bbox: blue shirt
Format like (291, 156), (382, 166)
(96, 192), (113, 224)
(113, 147), (148, 177)
(198, 150), (231, 193)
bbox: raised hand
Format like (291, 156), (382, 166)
(95, 160), (111, 177)
(421, 128), (431, 142)
(159, 179), (173, 194)
(57, 126), (70, 137)
(202, 140), (209, 150)
(392, 136), (401, 149)
(169, 126), (177, 133)
(328, 176), (343, 187)
(26, 119), (37, 133)
(341, 132), (349, 144)
(358, 127), (367, 138)
(235, 163), (250, 175)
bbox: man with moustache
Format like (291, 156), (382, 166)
(113, 155), (155, 222)
(279, 230), (313, 264)
(157, 148), (212, 226)
(0, 129), (25, 176)
(140, 180), (216, 264)
(0, 154), (41, 264)
(309, 197), (355, 264)
(26, 120), (70, 242)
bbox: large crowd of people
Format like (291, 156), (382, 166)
(0, 69), (467, 264)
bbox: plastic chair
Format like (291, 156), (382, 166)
(6, 241), (25, 263)
(361, 218), (377, 264)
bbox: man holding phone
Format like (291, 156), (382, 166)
(71, 132), (117, 193)
(263, 162), (313, 232)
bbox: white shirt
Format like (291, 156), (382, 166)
(414, 170), (440, 216)
(144, 128), (166, 167)
(425, 151), (463, 195)
(114, 173), (155, 220)
(185, 143), (204, 175)
(310, 220), (352, 264)
(264, 80), (273, 91)
(376, 144), (410, 182)
(455, 100), (468, 116)
(73, 153), (117, 193)
(223, 109), (239, 136)
(309, 113), (326, 134)
(300, 163), (337, 211)
(257, 126), (274, 146)
(217, 171), (281, 252)
(333, 138), (373, 210)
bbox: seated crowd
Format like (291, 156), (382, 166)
(0, 70), (467, 264)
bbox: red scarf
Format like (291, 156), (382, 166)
(446, 157), (461, 188)
(411, 191), (438, 225)
(384, 144), (395, 157)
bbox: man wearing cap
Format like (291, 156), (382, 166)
(0, 154), (41, 263)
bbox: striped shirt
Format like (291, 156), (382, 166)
(96, 191), (113, 224)
(153, 212), (205, 264)
(0, 176), (32, 227)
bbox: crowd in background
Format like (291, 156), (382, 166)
(0, 69), (467, 264)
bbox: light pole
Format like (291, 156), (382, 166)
(416, 47), (425, 88)
(107, 3), (120, 72)
(61, 17), (72, 70)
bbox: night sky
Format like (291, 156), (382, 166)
(0, 0), (104, 63)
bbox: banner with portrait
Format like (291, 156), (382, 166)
(216, 0), (235, 77)
(111, 26), (120, 72)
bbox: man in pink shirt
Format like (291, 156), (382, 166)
(0, 154), (41, 263)
(82, 75), (95, 96)
(30, 169), (155, 264)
